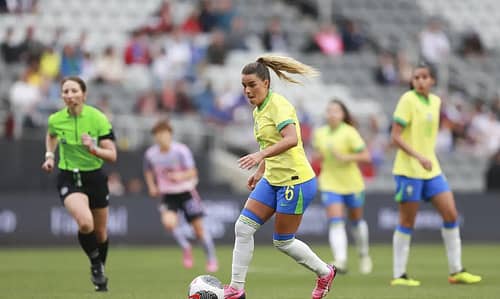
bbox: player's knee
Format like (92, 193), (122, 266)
(77, 217), (94, 233)
(162, 214), (177, 231)
(234, 217), (257, 239)
(272, 233), (295, 252)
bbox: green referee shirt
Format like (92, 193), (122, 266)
(48, 104), (114, 171)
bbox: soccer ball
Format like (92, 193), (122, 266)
(188, 275), (224, 299)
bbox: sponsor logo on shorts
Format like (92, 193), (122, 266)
(60, 187), (68, 196)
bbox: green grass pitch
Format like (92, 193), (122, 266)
(0, 244), (498, 299)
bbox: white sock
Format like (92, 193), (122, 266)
(329, 221), (347, 268)
(230, 217), (259, 290)
(393, 228), (412, 278)
(172, 227), (190, 250)
(441, 225), (463, 274)
(274, 237), (330, 277)
(351, 219), (370, 257)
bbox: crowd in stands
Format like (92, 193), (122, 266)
(1, 0), (499, 191)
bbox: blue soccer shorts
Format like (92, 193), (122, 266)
(394, 174), (450, 202)
(321, 191), (365, 208)
(249, 177), (317, 214)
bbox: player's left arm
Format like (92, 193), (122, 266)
(167, 145), (198, 182)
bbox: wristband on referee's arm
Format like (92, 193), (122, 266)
(45, 151), (55, 160)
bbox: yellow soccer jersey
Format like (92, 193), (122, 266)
(253, 91), (315, 186)
(392, 90), (442, 179)
(313, 123), (366, 194)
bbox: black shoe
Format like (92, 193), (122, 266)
(91, 263), (108, 292)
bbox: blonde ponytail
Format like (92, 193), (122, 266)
(256, 54), (319, 84)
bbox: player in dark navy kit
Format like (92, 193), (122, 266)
(42, 76), (117, 291)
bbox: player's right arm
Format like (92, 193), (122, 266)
(42, 131), (58, 173)
(143, 154), (160, 198)
(144, 169), (160, 198)
(247, 160), (265, 191)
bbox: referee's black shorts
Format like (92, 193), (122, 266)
(56, 169), (109, 209)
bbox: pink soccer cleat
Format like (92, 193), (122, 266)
(312, 265), (337, 299)
(223, 285), (246, 299)
(206, 259), (219, 273)
(183, 247), (193, 269)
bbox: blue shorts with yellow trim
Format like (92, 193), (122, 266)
(249, 177), (317, 214)
(394, 174), (450, 202)
(321, 191), (365, 208)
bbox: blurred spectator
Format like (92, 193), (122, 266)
(59, 44), (82, 77)
(17, 26), (44, 64)
(158, 79), (195, 113)
(205, 29), (227, 65)
(142, 0), (173, 34)
(485, 150), (500, 191)
(466, 101), (500, 156)
(108, 171), (125, 196)
(419, 17), (450, 65)
(95, 46), (125, 84)
(152, 47), (173, 88)
(341, 19), (364, 52)
(226, 16), (248, 50)
(181, 7), (202, 35)
(199, 0), (218, 33)
(374, 52), (398, 85)
(135, 91), (159, 116)
(314, 23), (343, 56)
(80, 51), (96, 82)
(25, 59), (42, 87)
(396, 50), (412, 85)
(460, 29), (485, 58)
(124, 31), (151, 65)
(215, 0), (235, 32)
(1, 27), (21, 64)
(39, 45), (61, 80)
(173, 79), (195, 113)
(262, 17), (289, 52)
(1, 0), (37, 13)
(162, 27), (191, 80)
(95, 94), (114, 121)
(9, 72), (41, 138)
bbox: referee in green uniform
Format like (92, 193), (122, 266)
(42, 76), (117, 292)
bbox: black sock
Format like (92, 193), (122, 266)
(78, 231), (101, 265)
(98, 239), (109, 265)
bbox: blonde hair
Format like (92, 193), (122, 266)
(242, 54), (319, 84)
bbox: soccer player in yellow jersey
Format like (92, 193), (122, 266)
(224, 55), (336, 299)
(313, 99), (372, 275)
(390, 63), (481, 286)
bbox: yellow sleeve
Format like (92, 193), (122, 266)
(349, 128), (366, 153)
(393, 93), (412, 127)
(274, 100), (296, 132)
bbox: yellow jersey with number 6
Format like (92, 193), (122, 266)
(392, 90), (442, 179)
(253, 91), (315, 186)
